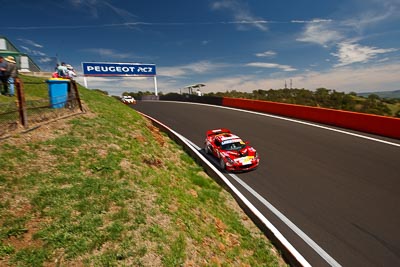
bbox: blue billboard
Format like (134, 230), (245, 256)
(82, 62), (156, 77)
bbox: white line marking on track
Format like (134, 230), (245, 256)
(228, 172), (342, 267)
(183, 138), (342, 267)
(189, 141), (342, 266)
(180, 137), (315, 267)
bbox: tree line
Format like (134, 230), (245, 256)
(205, 88), (400, 118)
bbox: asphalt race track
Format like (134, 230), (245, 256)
(132, 100), (400, 267)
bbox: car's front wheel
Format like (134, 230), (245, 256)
(220, 158), (226, 170)
(205, 144), (210, 154)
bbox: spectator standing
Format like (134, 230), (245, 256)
(52, 64), (60, 78)
(57, 62), (68, 77)
(66, 64), (77, 79)
(5, 56), (17, 96)
(0, 56), (9, 95)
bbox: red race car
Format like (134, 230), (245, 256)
(204, 128), (260, 171)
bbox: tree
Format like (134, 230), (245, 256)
(362, 94), (390, 115)
(315, 88), (331, 107)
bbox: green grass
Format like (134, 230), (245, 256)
(0, 74), (48, 104)
(0, 75), (287, 266)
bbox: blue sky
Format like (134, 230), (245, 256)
(1, 0), (399, 96)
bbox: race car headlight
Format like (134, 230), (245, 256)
(226, 157), (235, 164)
(255, 152), (259, 159)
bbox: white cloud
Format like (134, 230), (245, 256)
(38, 57), (54, 63)
(158, 61), (225, 77)
(332, 42), (397, 67)
(294, 63), (400, 92)
(341, 1), (399, 31)
(102, 1), (138, 22)
(83, 48), (136, 59)
(199, 75), (252, 92)
(291, 19), (333, 24)
(246, 62), (297, 72)
(296, 23), (343, 47)
(67, 0), (139, 31)
(32, 51), (47, 56)
(18, 40), (47, 59)
(255, 50), (276, 57)
(200, 63), (400, 93)
(296, 1), (399, 49)
(19, 46), (31, 52)
(378, 57), (390, 62)
(157, 67), (187, 77)
(211, 0), (268, 31)
(75, 75), (156, 95)
(17, 38), (43, 48)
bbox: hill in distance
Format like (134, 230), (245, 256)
(358, 90), (400, 99)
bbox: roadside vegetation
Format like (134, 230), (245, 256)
(123, 88), (400, 118)
(0, 76), (287, 266)
(206, 88), (400, 117)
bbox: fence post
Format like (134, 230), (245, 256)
(71, 80), (83, 112)
(15, 78), (28, 128)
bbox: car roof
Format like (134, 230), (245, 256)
(215, 133), (242, 143)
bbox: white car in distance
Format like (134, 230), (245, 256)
(121, 95), (136, 104)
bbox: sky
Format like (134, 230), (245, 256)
(1, 0), (399, 96)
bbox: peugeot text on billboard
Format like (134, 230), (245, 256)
(82, 62), (156, 77)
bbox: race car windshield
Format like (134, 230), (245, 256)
(221, 142), (246, 151)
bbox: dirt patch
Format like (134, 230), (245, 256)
(1, 103), (94, 146)
(5, 216), (45, 251)
(146, 124), (165, 147)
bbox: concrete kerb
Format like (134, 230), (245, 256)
(137, 110), (311, 267)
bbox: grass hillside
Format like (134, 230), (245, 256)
(0, 77), (286, 266)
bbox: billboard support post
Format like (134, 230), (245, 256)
(154, 76), (158, 96)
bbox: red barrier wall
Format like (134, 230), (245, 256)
(222, 97), (400, 139)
